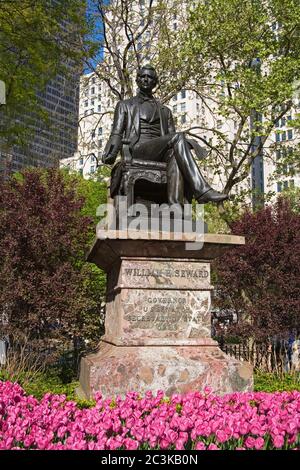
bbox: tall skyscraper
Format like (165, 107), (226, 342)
(0, 68), (80, 173)
(0, 0), (82, 174)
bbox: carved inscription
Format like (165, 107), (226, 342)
(127, 296), (190, 331)
(124, 267), (209, 279)
(119, 261), (211, 290)
(125, 291), (210, 333)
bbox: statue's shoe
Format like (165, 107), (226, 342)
(196, 189), (229, 204)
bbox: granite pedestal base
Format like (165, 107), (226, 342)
(79, 342), (252, 399)
(78, 232), (253, 399)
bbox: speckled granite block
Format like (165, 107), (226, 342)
(78, 232), (253, 399)
(78, 343), (253, 399)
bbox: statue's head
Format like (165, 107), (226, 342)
(136, 65), (158, 93)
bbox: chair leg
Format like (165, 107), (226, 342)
(127, 177), (135, 216)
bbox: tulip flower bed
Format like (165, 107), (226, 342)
(0, 380), (299, 450)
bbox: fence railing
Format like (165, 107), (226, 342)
(219, 341), (298, 373)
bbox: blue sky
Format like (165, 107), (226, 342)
(85, 0), (105, 73)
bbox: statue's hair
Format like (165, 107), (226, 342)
(137, 64), (158, 80)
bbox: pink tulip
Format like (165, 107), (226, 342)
(0, 381), (299, 451)
(207, 443), (220, 450)
(273, 435), (284, 448)
(195, 441), (206, 450)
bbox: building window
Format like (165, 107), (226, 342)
(79, 158), (83, 166)
(79, 168), (83, 176)
(277, 182), (282, 192)
(91, 99), (95, 106)
(91, 130), (95, 138)
(173, 105), (177, 113)
(98, 127), (103, 135)
(173, 22), (177, 30)
(173, 95), (177, 101)
(281, 131), (286, 141)
(91, 156), (95, 162)
(84, 100), (88, 107)
(84, 110), (88, 116)
(181, 102), (186, 112)
(288, 129), (293, 140)
(98, 139), (102, 147)
(98, 104), (101, 112)
(281, 117), (286, 127)
(283, 180), (289, 190)
(90, 166), (95, 173)
(181, 90), (186, 99)
(217, 119), (222, 129)
(181, 114), (187, 124)
(91, 87), (95, 95)
(91, 77), (96, 84)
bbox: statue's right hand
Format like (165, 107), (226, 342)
(102, 143), (117, 164)
(102, 138), (120, 165)
(102, 153), (116, 165)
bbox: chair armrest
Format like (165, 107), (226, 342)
(122, 143), (132, 164)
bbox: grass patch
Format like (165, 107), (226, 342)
(1, 367), (299, 405)
(254, 370), (300, 392)
(0, 367), (94, 408)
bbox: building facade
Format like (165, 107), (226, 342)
(0, 68), (80, 174)
(61, 1), (299, 205)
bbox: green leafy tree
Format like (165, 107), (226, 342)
(78, 1), (300, 214)
(0, 0), (94, 148)
(163, 0), (300, 200)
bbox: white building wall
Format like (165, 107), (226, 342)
(61, 2), (299, 201)
(263, 104), (300, 199)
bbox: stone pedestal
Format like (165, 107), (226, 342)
(78, 232), (253, 399)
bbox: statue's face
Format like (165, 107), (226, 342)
(136, 69), (158, 93)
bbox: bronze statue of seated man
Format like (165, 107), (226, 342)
(102, 65), (228, 206)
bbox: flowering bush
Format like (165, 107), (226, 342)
(0, 380), (299, 450)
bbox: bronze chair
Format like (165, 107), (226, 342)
(110, 139), (206, 210)
(121, 144), (168, 207)
(110, 143), (168, 211)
